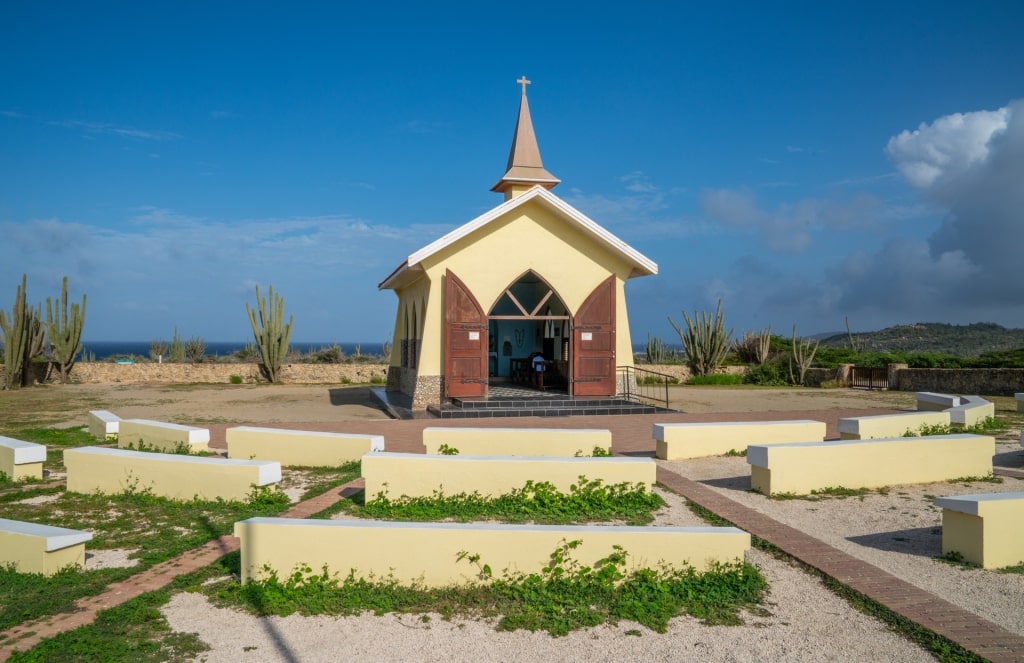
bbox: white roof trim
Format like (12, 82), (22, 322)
(406, 186), (657, 275)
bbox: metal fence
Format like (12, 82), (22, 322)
(617, 365), (672, 409)
(850, 366), (889, 390)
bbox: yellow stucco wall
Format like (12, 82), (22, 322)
(748, 434), (994, 495)
(226, 426), (384, 466)
(653, 420), (826, 459)
(396, 198), (638, 377)
(362, 452), (654, 499)
(64, 446), (281, 501)
(234, 518), (750, 585)
(422, 427), (611, 456)
(118, 419), (210, 453)
(937, 493), (1024, 569)
(0, 437), (46, 481)
(0, 519), (91, 575)
(837, 411), (951, 440)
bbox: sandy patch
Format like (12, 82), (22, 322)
(86, 548), (140, 570)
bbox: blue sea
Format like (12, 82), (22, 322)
(78, 341), (391, 361)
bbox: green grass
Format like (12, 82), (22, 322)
(204, 540), (767, 636)
(686, 373), (744, 386)
(326, 477), (665, 526)
(904, 416), (1010, 438)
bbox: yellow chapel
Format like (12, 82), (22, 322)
(378, 77), (658, 411)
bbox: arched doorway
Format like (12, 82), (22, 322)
(488, 270), (571, 390)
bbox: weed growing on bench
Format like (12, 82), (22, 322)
(437, 443), (459, 455)
(337, 477), (664, 525)
(207, 540), (766, 636)
(574, 446), (612, 457)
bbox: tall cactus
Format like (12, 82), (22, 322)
(1, 275), (35, 389)
(246, 285), (293, 383)
(789, 324), (820, 386)
(46, 276), (87, 383)
(668, 299), (734, 377)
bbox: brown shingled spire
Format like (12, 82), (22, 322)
(491, 76), (560, 199)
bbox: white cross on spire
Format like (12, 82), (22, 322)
(517, 76), (531, 95)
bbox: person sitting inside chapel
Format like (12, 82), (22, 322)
(530, 352), (547, 388)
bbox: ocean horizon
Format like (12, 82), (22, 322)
(78, 341), (392, 361)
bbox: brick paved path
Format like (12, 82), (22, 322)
(2, 410), (1022, 662)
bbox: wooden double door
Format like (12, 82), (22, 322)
(444, 270), (616, 399)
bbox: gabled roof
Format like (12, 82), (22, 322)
(378, 185), (658, 290)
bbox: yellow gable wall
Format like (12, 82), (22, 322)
(406, 199), (638, 375)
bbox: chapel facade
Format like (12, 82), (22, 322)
(378, 78), (657, 411)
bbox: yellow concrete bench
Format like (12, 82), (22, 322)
(748, 434), (995, 496)
(118, 418), (210, 453)
(838, 411), (951, 439)
(0, 518), (92, 575)
(653, 420), (826, 459)
(935, 492), (1024, 569)
(88, 410), (121, 439)
(915, 392), (961, 411)
(234, 518), (750, 586)
(948, 396), (994, 428)
(1016, 393), (1024, 413)
(64, 446), (281, 501)
(362, 452), (655, 499)
(0, 436), (46, 481)
(226, 426), (384, 466)
(422, 427), (611, 456)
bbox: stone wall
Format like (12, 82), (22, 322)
(2, 361), (389, 386)
(893, 368), (1024, 396)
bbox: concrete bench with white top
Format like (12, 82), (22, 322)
(64, 446), (280, 502)
(947, 396), (995, 429)
(748, 434), (994, 496)
(838, 411), (951, 440)
(88, 410), (121, 440)
(653, 420), (826, 460)
(0, 518), (93, 575)
(422, 427), (611, 456)
(935, 492), (1024, 569)
(915, 392), (961, 412)
(117, 419), (210, 453)
(234, 518), (750, 586)
(226, 426), (384, 466)
(0, 436), (46, 481)
(362, 452), (655, 499)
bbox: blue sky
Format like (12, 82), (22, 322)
(2, 2), (1022, 345)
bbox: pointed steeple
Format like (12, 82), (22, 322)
(491, 76), (560, 200)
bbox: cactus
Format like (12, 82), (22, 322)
(185, 336), (207, 363)
(645, 333), (670, 364)
(668, 299), (734, 377)
(789, 324), (820, 386)
(0, 275), (31, 389)
(168, 328), (186, 363)
(246, 285), (293, 383)
(733, 327), (772, 365)
(45, 276), (86, 383)
(150, 338), (169, 362)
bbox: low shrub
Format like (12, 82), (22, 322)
(687, 373), (743, 386)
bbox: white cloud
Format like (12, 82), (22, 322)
(885, 107), (1010, 189)
(699, 188), (882, 253)
(51, 120), (181, 141)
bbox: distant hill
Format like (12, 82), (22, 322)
(819, 322), (1024, 357)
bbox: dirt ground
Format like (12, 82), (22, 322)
(0, 382), (934, 430)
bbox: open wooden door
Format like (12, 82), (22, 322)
(444, 269), (488, 398)
(572, 275), (616, 396)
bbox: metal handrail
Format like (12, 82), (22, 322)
(616, 365), (671, 410)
